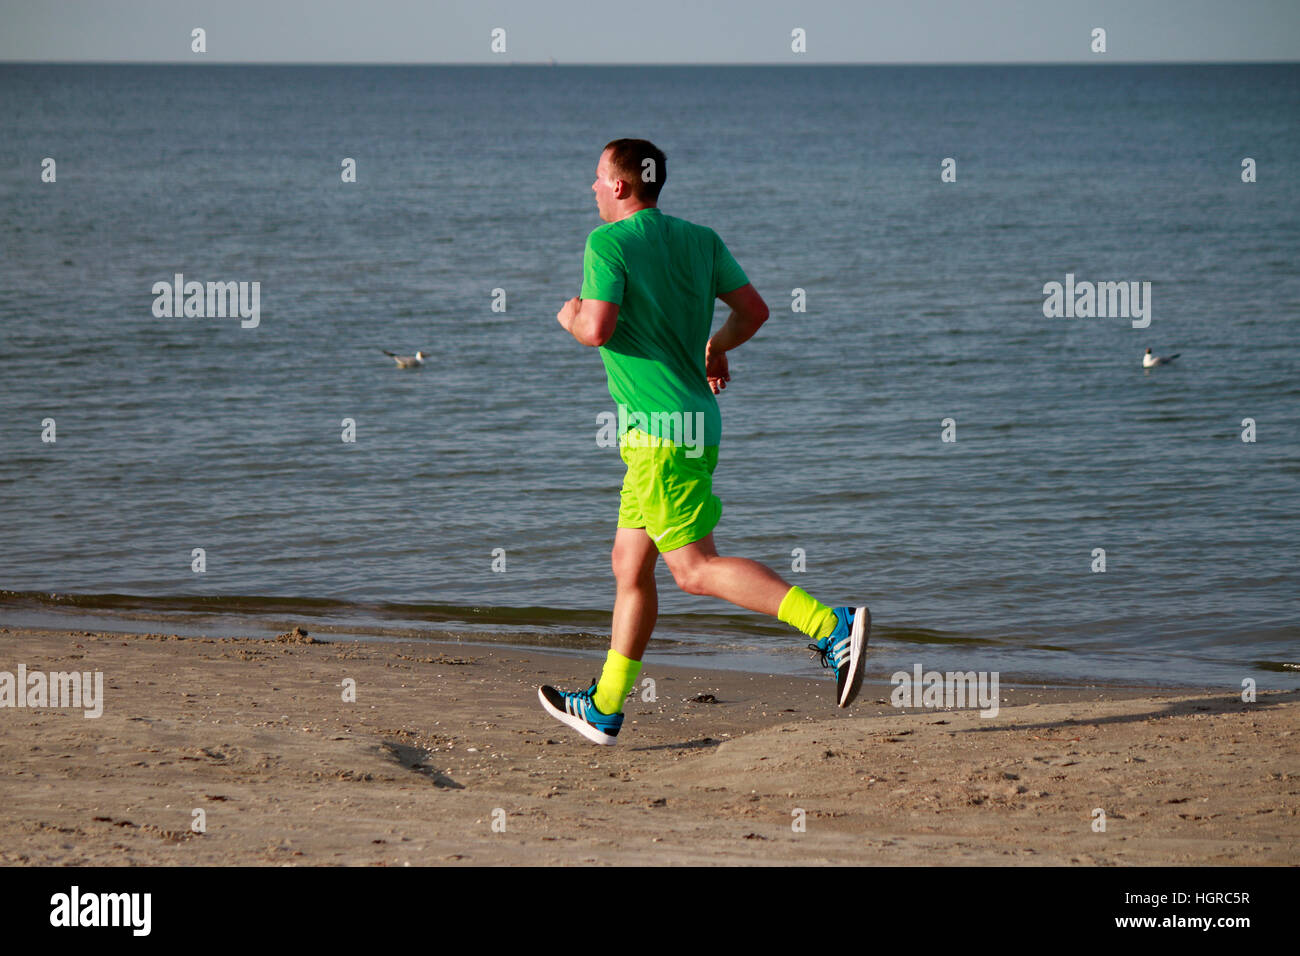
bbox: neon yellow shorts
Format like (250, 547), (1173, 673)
(616, 428), (721, 552)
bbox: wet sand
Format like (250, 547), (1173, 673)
(2, 626), (1296, 865)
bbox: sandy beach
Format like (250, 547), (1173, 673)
(1, 625), (1295, 866)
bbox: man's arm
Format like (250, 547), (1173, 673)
(557, 297), (619, 347)
(704, 284), (768, 393)
(709, 283), (769, 352)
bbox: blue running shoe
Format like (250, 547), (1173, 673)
(809, 605), (871, 708)
(538, 680), (624, 745)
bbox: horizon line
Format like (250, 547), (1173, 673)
(2, 58), (1298, 67)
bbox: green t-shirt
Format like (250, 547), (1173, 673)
(581, 207), (748, 448)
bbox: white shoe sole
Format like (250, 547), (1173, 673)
(538, 686), (618, 745)
(838, 605), (871, 708)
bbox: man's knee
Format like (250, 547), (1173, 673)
(612, 538), (654, 585)
(668, 557), (711, 596)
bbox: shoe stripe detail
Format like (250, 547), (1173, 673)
(807, 606), (870, 707)
(539, 685), (622, 746)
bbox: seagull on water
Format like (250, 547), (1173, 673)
(383, 349), (428, 369)
(1143, 347), (1180, 368)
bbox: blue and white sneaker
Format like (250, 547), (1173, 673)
(538, 680), (624, 745)
(809, 605), (871, 708)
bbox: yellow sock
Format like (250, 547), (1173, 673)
(593, 648), (642, 715)
(778, 586), (837, 640)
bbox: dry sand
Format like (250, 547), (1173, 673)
(2, 626), (1296, 865)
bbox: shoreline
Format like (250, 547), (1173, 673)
(2, 607), (1271, 693)
(2, 625), (1296, 865)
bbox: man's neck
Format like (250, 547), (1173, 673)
(612, 203), (657, 222)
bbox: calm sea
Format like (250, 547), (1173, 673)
(1, 63), (1297, 688)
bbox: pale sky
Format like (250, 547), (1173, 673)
(1, 0), (1297, 63)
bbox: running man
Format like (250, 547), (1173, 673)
(539, 138), (870, 745)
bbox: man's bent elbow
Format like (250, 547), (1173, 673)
(581, 301), (620, 347)
(588, 323), (615, 347)
(742, 294), (770, 329)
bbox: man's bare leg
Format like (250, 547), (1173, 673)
(610, 526), (659, 661)
(659, 532), (791, 616)
(660, 531), (871, 708)
(582, 527), (660, 716)
(538, 527), (658, 738)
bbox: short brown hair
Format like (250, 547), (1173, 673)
(603, 138), (667, 201)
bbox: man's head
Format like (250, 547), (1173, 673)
(593, 138), (667, 222)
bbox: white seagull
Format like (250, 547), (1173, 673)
(1143, 347), (1180, 368)
(383, 349), (427, 369)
